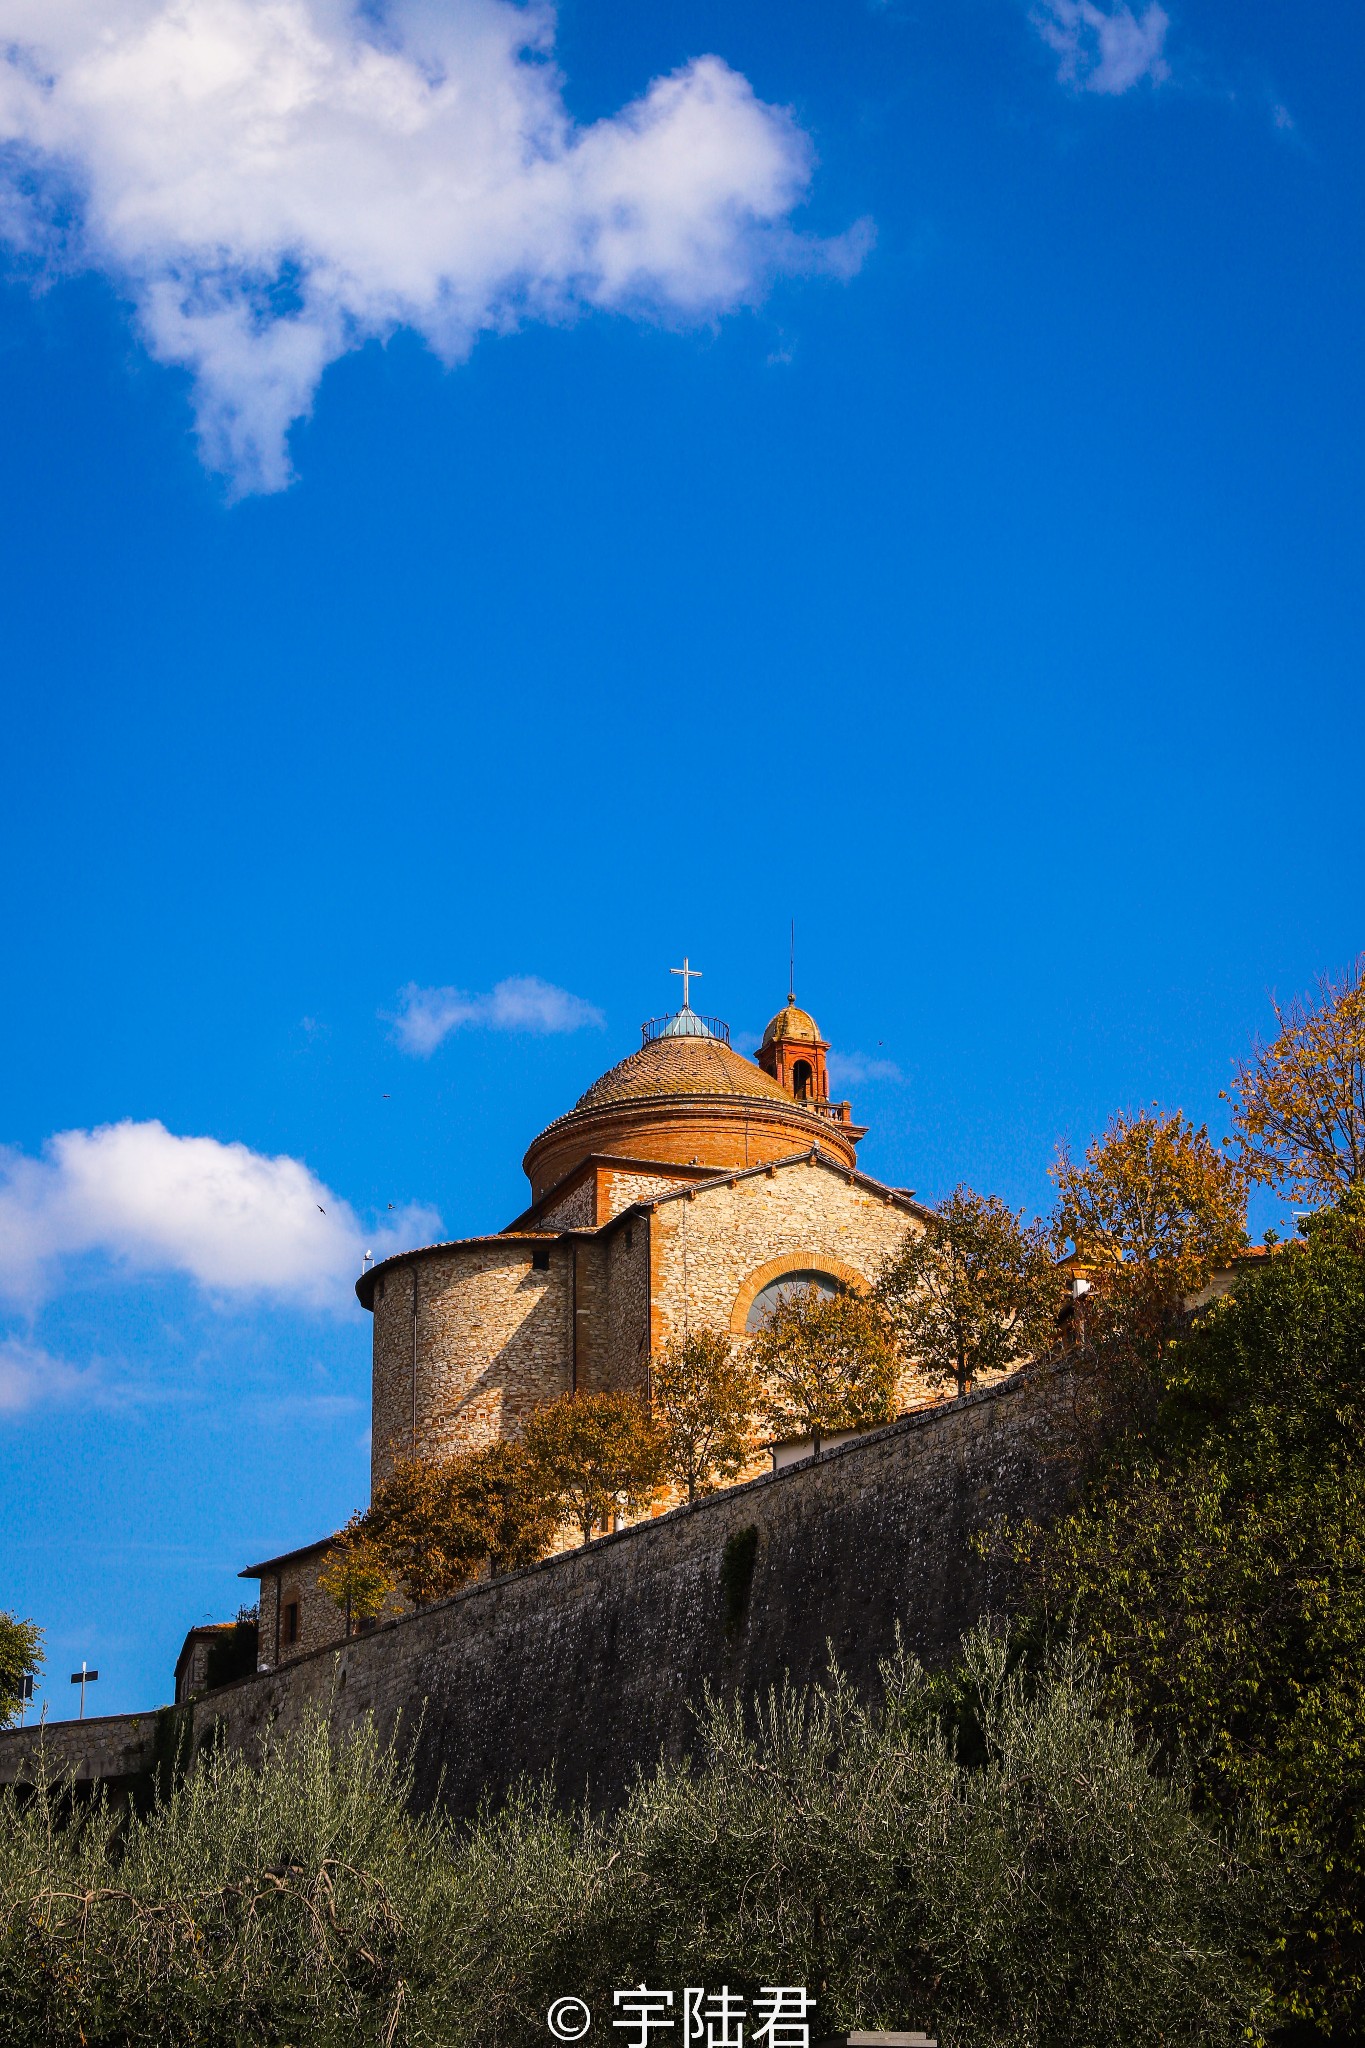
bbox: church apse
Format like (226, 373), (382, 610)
(369, 1238), (575, 1486)
(358, 970), (923, 1489)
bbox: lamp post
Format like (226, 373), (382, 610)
(69, 1661), (99, 1720)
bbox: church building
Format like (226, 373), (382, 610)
(243, 974), (929, 1670)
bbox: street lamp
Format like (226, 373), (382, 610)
(69, 1661), (99, 1720)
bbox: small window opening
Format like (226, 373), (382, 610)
(532, 1246), (551, 1271)
(792, 1059), (814, 1101)
(282, 1600), (300, 1646)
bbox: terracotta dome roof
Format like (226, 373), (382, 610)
(573, 1035), (797, 1113)
(761, 1002), (822, 1048)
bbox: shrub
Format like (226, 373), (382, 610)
(0, 1634), (1268, 2048)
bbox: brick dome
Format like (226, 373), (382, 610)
(575, 1035), (797, 1111)
(761, 1002), (823, 1048)
(523, 1030), (860, 1203)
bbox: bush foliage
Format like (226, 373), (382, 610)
(0, 1630), (1265, 2048)
(1020, 1193), (1365, 2036)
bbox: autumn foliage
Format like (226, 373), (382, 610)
(357, 1436), (560, 1605)
(879, 1184), (1058, 1398)
(650, 1329), (760, 1503)
(522, 1390), (665, 1543)
(1227, 955), (1365, 1203)
(749, 1286), (900, 1448)
(1050, 1108), (1247, 1352)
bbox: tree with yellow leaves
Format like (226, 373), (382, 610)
(1226, 956), (1365, 1204)
(318, 1519), (396, 1634)
(359, 1457), (486, 1605)
(358, 1437), (560, 1604)
(1050, 1108), (1247, 1365)
(523, 1390), (666, 1544)
(878, 1185), (1059, 1399)
(749, 1286), (900, 1452)
(651, 1329), (760, 1504)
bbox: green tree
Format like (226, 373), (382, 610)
(523, 1391), (665, 1544)
(1020, 1192), (1365, 2035)
(750, 1287), (900, 1451)
(202, 1606), (259, 1689)
(651, 1330), (760, 1503)
(1226, 955), (1365, 1203)
(878, 1185), (1059, 1398)
(0, 1612), (42, 1729)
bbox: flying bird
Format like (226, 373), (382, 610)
(317, 1205), (326, 1214)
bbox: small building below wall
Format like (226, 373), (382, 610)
(173, 1623), (236, 1703)
(240, 1536), (347, 1671)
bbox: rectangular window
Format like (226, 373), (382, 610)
(282, 1600), (300, 1645)
(532, 1246), (551, 1270)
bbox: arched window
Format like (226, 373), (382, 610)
(791, 1058), (814, 1101)
(745, 1269), (843, 1333)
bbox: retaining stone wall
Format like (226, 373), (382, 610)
(0, 1368), (1079, 1817)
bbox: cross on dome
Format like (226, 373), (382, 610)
(670, 957), (702, 1011)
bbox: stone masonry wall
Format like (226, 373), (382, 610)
(600, 1168), (691, 1220)
(158, 1369), (1073, 1818)
(0, 1710), (162, 1797)
(592, 1217), (653, 1395)
(0, 1370), (1082, 1814)
(650, 1159), (918, 1354)
(539, 1179), (596, 1231)
(256, 1553), (349, 1669)
(372, 1242), (574, 1485)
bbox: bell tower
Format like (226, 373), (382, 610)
(756, 993), (831, 1104)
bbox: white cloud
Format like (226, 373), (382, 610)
(0, 1120), (438, 1308)
(0, 1338), (94, 1413)
(827, 1050), (903, 1088)
(391, 975), (604, 1056)
(0, 1335), (166, 1412)
(0, 0), (861, 492)
(1032, 0), (1169, 94)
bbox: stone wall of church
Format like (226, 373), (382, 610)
(371, 1242), (574, 1487)
(539, 1179), (596, 1231)
(135, 1366), (1079, 1820)
(648, 1160), (920, 1352)
(600, 1168), (692, 1220)
(592, 1216), (653, 1395)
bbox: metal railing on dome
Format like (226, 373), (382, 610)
(640, 1013), (732, 1047)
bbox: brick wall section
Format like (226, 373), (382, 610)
(1, 1369), (1084, 1815)
(372, 1243), (574, 1486)
(650, 1159), (917, 1351)
(526, 1099), (857, 1203)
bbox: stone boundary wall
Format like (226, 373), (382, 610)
(0, 1709), (161, 1798)
(0, 1367), (1080, 1816)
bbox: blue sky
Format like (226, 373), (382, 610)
(1, 0), (1360, 1720)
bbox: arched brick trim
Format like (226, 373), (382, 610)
(729, 1255), (870, 1336)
